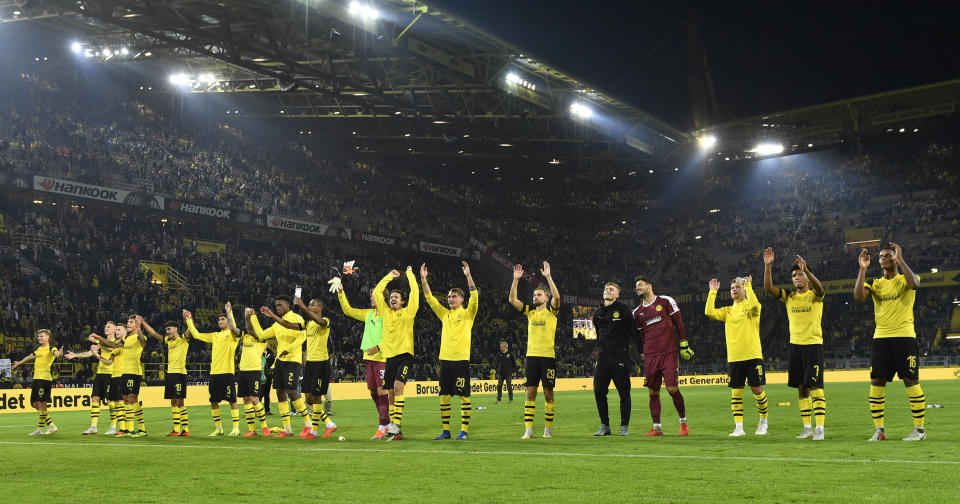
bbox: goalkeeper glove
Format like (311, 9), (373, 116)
(327, 277), (343, 293)
(679, 340), (695, 360)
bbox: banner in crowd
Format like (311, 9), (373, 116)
(168, 199), (266, 226)
(469, 236), (539, 286)
(419, 241), (463, 257)
(0, 359), (10, 378)
(33, 175), (164, 209)
(267, 214), (351, 239)
(354, 232), (397, 246)
(4, 367), (958, 413)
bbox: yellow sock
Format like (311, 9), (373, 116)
(312, 403), (330, 427)
(244, 404), (255, 430)
(798, 397), (812, 427)
(90, 404), (100, 428)
(731, 389), (744, 424)
(278, 400), (291, 430)
(134, 403), (145, 431)
(254, 403), (268, 429)
(869, 385), (885, 429)
(124, 404), (135, 432)
(544, 401), (555, 428)
(230, 407), (240, 430)
(180, 407), (189, 432)
(116, 404), (126, 431)
(905, 384), (925, 430)
(393, 395), (405, 426)
(524, 400), (535, 429)
(460, 397), (472, 433)
(109, 402), (118, 429)
(811, 389), (826, 428)
(211, 407), (222, 430)
(37, 412), (46, 430)
(172, 406), (181, 433)
(291, 397), (311, 428)
(440, 395), (452, 431)
(753, 391), (768, 419)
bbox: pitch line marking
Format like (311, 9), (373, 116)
(1, 441), (958, 466)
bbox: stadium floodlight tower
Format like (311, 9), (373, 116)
(570, 102), (593, 120)
(698, 134), (717, 150)
(752, 142), (784, 157)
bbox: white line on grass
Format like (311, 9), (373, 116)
(1, 441), (958, 466)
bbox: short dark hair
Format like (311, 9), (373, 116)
(448, 288), (465, 299)
(309, 298), (324, 309)
(164, 321), (179, 329)
(634, 275), (652, 286)
(389, 289), (405, 301)
(275, 295), (291, 304)
(790, 264), (802, 273)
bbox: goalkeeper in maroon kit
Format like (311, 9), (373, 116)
(632, 276), (694, 436)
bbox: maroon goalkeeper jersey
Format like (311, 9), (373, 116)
(632, 295), (681, 356)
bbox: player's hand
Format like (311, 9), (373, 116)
(10, 361), (18, 371)
(365, 345), (380, 356)
(260, 306), (274, 317)
(54, 348), (63, 357)
(420, 263), (428, 279)
(889, 242), (904, 264)
(389, 269), (400, 278)
(708, 278), (720, 290)
(88, 334), (99, 343)
(744, 274), (753, 284)
(135, 315), (144, 327)
(796, 255), (808, 272)
(461, 261), (471, 276)
(679, 340), (695, 360)
(182, 309), (192, 320)
(406, 266), (413, 273)
(513, 264), (524, 280)
(244, 307), (255, 317)
(90, 344), (99, 352)
(327, 277), (342, 293)
(540, 261), (551, 277)
(858, 249), (870, 270)
(225, 301), (232, 312)
(294, 297), (306, 309)
(763, 247), (775, 265)
(65, 351), (76, 360)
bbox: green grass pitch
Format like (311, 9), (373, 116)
(1, 381), (957, 503)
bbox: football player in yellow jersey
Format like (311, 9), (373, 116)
(238, 314), (271, 437)
(91, 316), (148, 437)
(295, 296), (338, 439)
(140, 317), (191, 437)
(421, 261), (478, 441)
(705, 275), (769, 437)
(65, 321), (117, 435)
(184, 304), (241, 437)
(89, 324), (126, 435)
(764, 248), (827, 440)
(11, 329), (63, 435)
(854, 243), (926, 441)
(246, 295), (314, 439)
(508, 261), (561, 439)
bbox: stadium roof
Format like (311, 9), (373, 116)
(1, 0), (690, 174)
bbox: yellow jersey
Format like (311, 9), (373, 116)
(165, 336), (189, 375)
(427, 288), (479, 361)
(305, 318), (331, 362)
(186, 319), (240, 375)
(110, 346), (124, 378)
(704, 282), (763, 362)
(778, 288), (824, 345)
(122, 333), (145, 376)
(523, 303), (559, 358)
(32, 346), (58, 381)
(250, 310), (306, 363)
(865, 274), (916, 339)
(238, 333), (266, 372)
(373, 271), (419, 358)
(96, 346), (114, 375)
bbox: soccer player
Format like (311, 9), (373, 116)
(246, 295), (314, 439)
(704, 276), (769, 436)
(853, 243), (926, 441)
(332, 278), (389, 439)
(763, 248), (826, 440)
(590, 282), (637, 437)
(64, 321), (117, 435)
(183, 304), (241, 437)
(295, 296), (338, 439)
(421, 261), (479, 441)
(508, 262), (561, 439)
(238, 311), (271, 437)
(140, 317), (191, 436)
(91, 316), (148, 437)
(633, 276), (693, 437)
(11, 329), (63, 435)
(495, 342), (515, 404)
(373, 266), (420, 441)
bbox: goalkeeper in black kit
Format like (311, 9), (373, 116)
(591, 282), (640, 436)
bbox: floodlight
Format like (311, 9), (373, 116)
(698, 135), (717, 150)
(70, 41), (82, 54)
(752, 143), (784, 156)
(168, 73), (189, 86)
(569, 102), (593, 119)
(120, 46), (130, 56)
(348, 1), (360, 14)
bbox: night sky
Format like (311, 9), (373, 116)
(430, 1), (960, 129)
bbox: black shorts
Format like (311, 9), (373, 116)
(439, 360), (471, 397)
(121, 374), (142, 396)
(209, 373), (237, 403)
(727, 359), (766, 388)
(303, 360), (331, 396)
(30, 379), (52, 404)
(383, 353), (415, 390)
(787, 344), (825, 389)
(870, 337), (920, 382)
(92, 374), (111, 399)
(109, 376), (124, 401)
(273, 361), (302, 391)
(237, 370), (262, 398)
(164, 373), (187, 399)
(524, 356), (557, 388)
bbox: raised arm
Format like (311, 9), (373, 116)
(10, 353), (35, 370)
(225, 302), (242, 336)
(541, 261), (561, 310)
(91, 345), (114, 366)
(89, 333), (121, 349)
(259, 306), (301, 330)
(891, 243), (920, 290)
(183, 309), (214, 343)
(743, 276), (761, 316)
(463, 261), (479, 316)
(405, 266), (420, 315)
(372, 271), (397, 314)
(853, 249), (871, 302)
(420, 263), (445, 318)
(508, 264), (525, 312)
(762, 247), (781, 298)
(336, 289), (370, 322)
(138, 316), (164, 342)
(704, 278), (726, 321)
(796, 255), (824, 297)
(294, 297), (329, 327)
